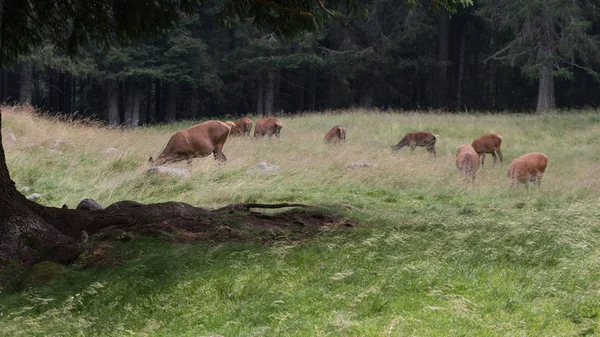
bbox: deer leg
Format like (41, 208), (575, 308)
(497, 149), (503, 165)
(480, 153), (486, 168)
(491, 152), (497, 168)
(427, 144), (436, 158)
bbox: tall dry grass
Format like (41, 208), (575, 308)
(3, 105), (599, 209)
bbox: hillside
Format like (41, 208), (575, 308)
(1, 105), (600, 336)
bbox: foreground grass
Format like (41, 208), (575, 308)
(1, 105), (600, 336)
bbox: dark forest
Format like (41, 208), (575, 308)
(3, 0), (599, 125)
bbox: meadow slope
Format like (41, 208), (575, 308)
(1, 105), (600, 336)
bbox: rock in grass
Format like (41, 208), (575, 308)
(104, 147), (123, 156)
(4, 133), (17, 143)
(76, 198), (104, 211)
(247, 162), (280, 175)
(20, 186), (30, 192)
(53, 139), (72, 148)
(147, 166), (190, 178)
(346, 162), (374, 169)
(26, 193), (42, 201)
(18, 261), (67, 289)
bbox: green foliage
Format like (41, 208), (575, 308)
(477, 0), (600, 79)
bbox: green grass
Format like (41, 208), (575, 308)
(1, 105), (600, 336)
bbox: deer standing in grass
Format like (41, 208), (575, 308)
(392, 132), (439, 157)
(456, 144), (480, 183)
(254, 117), (282, 138)
(471, 133), (503, 168)
(507, 152), (548, 188)
(233, 117), (252, 136)
(149, 120), (230, 165)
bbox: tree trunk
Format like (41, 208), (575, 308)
(455, 26), (466, 111)
(1, 70), (7, 102)
(58, 72), (66, 112)
(19, 63), (33, 104)
(131, 87), (142, 127)
(257, 77), (264, 115)
(165, 82), (178, 123)
(107, 84), (120, 127)
(124, 79), (134, 126)
(63, 73), (73, 113)
(436, 8), (450, 109)
(265, 68), (276, 116)
(154, 79), (163, 122)
(189, 86), (199, 119)
(536, 58), (555, 113)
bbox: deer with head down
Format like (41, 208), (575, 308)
(324, 125), (346, 144)
(392, 131), (439, 157)
(507, 152), (548, 188)
(233, 117), (252, 136)
(254, 117), (282, 138)
(456, 144), (480, 183)
(149, 120), (230, 165)
(471, 133), (503, 168)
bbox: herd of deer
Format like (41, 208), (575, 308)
(149, 117), (548, 188)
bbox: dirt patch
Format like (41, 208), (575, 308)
(104, 207), (354, 242)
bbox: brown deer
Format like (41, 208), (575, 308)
(234, 117), (253, 136)
(507, 152), (548, 188)
(456, 144), (480, 183)
(392, 132), (439, 157)
(471, 133), (503, 168)
(149, 120), (230, 165)
(324, 125), (347, 143)
(254, 117), (282, 138)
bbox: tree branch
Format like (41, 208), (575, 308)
(314, 0), (350, 29)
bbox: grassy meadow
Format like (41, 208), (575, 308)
(1, 105), (600, 336)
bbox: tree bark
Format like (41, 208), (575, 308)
(154, 79), (163, 122)
(295, 73), (305, 112)
(107, 83), (120, 126)
(455, 26), (466, 111)
(19, 63), (33, 104)
(63, 73), (73, 113)
(131, 87), (142, 127)
(536, 58), (555, 113)
(165, 82), (178, 122)
(257, 77), (264, 115)
(124, 79), (134, 126)
(436, 8), (450, 109)
(265, 68), (276, 115)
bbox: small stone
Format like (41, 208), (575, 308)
(104, 147), (123, 156)
(247, 162), (281, 174)
(147, 166), (190, 178)
(53, 139), (72, 148)
(346, 162), (374, 169)
(49, 149), (63, 155)
(76, 198), (105, 211)
(26, 193), (42, 201)
(4, 133), (17, 143)
(20, 186), (30, 192)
